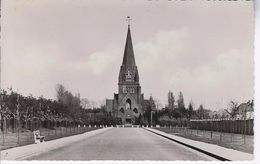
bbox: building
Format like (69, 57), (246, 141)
(106, 24), (144, 125)
(235, 100), (254, 119)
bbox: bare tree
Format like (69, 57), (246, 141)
(91, 101), (96, 109)
(154, 98), (163, 110)
(225, 100), (239, 118)
(80, 98), (90, 109)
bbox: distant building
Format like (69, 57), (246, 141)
(106, 24), (144, 125)
(235, 100), (254, 119)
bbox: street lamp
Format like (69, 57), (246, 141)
(151, 111), (155, 126)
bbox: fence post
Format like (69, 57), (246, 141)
(220, 118), (222, 141)
(244, 117), (246, 144)
(222, 118), (226, 137)
(196, 120), (198, 136)
(211, 119), (213, 139)
(249, 119), (250, 135)
(217, 119), (219, 132)
(203, 120), (205, 138)
(55, 122), (57, 136)
(230, 118), (232, 142)
(234, 119), (236, 135)
(66, 121), (67, 134)
(2, 119), (5, 146)
(17, 119), (20, 144)
(47, 120), (50, 136)
(191, 121), (192, 135)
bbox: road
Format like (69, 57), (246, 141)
(29, 128), (215, 160)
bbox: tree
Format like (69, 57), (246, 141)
(91, 101), (97, 109)
(197, 104), (204, 119)
(55, 84), (66, 104)
(80, 98), (91, 109)
(142, 95), (156, 125)
(188, 100), (194, 118)
(195, 104), (211, 119)
(176, 92), (186, 118)
(177, 92), (185, 110)
(167, 91), (175, 110)
(154, 98), (163, 110)
(225, 100), (239, 118)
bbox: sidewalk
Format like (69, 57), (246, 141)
(1, 127), (113, 160)
(144, 128), (254, 161)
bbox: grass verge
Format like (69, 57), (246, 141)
(154, 128), (253, 154)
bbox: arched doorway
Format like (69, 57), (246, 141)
(125, 114), (132, 124)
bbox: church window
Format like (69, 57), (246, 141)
(126, 99), (131, 110)
(126, 68), (131, 79)
(123, 88), (127, 93)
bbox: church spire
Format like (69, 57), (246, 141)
(122, 16), (136, 69)
(122, 23), (136, 68)
(119, 18), (139, 84)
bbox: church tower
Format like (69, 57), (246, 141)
(118, 25), (141, 102)
(106, 18), (144, 125)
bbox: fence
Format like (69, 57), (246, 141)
(190, 119), (254, 135)
(0, 125), (100, 150)
(155, 118), (254, 135)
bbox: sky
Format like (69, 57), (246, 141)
(1, 0), (254, 111)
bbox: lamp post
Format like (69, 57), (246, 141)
(150, 111), (155, 126)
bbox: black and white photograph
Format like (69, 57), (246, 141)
(0, 0), (258, 162)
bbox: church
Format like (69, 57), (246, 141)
(106, 22), (144, 125)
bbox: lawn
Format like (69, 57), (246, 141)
(155, 127), (254, 154)
(0, 126), (101, 151)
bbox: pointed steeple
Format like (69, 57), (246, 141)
(122, 25), (136, 68)
(119, 23), (139, 84)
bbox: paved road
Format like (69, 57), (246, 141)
(29, 128), (215, 160)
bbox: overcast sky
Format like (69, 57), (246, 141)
(2, 0), (254, 111)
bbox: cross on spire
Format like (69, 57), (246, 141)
(126, 16), (132, 26)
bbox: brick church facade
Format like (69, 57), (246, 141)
(106, 25), (144, 125)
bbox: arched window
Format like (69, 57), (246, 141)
(120, 108), (124, 113)
(133, 88), (135, 93)
(133, 108), (138, 113)
(126, 99), (131, 111)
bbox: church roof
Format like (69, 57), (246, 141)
(122, 25), (136, 68)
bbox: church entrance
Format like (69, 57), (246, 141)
(125, 118), (131, 124)
(125, 114), (132, 125)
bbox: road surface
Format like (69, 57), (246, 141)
(29, 128), (215, 160)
